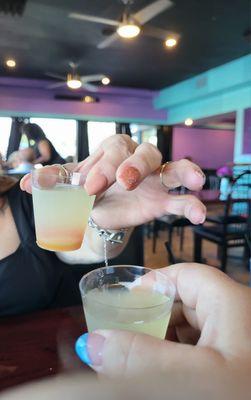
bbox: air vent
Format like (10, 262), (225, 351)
(0, 0), (27, 16)
(54, 94), (99, 103)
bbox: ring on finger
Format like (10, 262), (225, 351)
(160, 162), (170, 189)
(54, 164), (70, 182)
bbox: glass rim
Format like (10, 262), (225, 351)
(79, 265), (176, 310)
(31, 169), (86, 178)
(31, 169), (87, 187)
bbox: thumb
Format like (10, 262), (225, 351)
(75, 330), (221, 378)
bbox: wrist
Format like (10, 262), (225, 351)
(88, 217), (129, 244)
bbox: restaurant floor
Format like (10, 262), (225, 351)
(144, 226), (250, 286)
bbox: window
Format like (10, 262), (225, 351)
(142, 127), (158, 146)
(87, 121), (116, 154)
(130, 124), (157, 146)
(30, 118), (77, 160)
(0, 117), (12, 159)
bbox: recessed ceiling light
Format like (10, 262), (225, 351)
(165, 37), (178, 48)
(102, 76), (110, 85)
(6, 59), (16, 68)
(184, 118), (194, 126)
(83, 95), (95, 103)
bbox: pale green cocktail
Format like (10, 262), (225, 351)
(80, 266), (175, 339)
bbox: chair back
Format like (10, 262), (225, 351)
(225, 170), (250, 209)
(223, 170), (251, 234)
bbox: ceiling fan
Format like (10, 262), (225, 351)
(45, 62), (110, 91)
(69, 0), (179, 49)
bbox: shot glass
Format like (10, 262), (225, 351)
(32, 169), (95, 251)
(79, 265), (175, 339)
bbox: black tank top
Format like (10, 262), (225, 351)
(0, 183), (80, 317)
(33, 139), (65, 165)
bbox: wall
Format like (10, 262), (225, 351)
(234, 108), (251, 163)
(154, 54), (251, 124)
(0, 78), (166, 125)
(172, 127), (234, 169)
(243, 108), (251, 154)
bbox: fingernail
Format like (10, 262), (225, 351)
(198, 214), (206, 224)
(195, 169), (206, 184)
(75, 333), (105, 366)
(118, 166), (141, 190)
(84, 173), (108, 195)
(189, 206), (206, 224)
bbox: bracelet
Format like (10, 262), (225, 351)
(88, 217), (128, 244)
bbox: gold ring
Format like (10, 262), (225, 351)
(160, 162), (169, 189)
(54, 164), (70, 182)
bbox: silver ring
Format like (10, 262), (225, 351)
(160, 162), (169, 189)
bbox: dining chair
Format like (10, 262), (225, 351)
(164, 241), (188, 264)
(152, 215), (193, 254)
(152, 186), (193, 254)
(193, 171), (251, 272)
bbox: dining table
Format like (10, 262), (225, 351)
(0, 306), (92, 392)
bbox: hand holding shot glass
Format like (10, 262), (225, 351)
(32, 168), (95, 251)
(79, 265), (175, 339)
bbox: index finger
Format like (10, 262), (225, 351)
(20, 163), (76, 193)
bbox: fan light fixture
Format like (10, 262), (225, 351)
(67, 73), (82, 89)
(117, 23), (141, 38)
(102, 76), (110, 85)
(6, 59), (16, 68)
(184, 118), (194, 126)
(117, 14), (141, 39)
(165, 36), (177, 48)
(67, 79), (82, 89)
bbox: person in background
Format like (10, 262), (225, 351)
(0, 151), (9, 172)
(217, 163), (233, 200)
(7, 148), (35, 174)
(2, 134), (206, 317)
(6, 151), (20, 169)
(21, 122), (65, 165)
(0, 151), (4, 172)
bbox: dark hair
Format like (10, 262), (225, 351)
(0, 176), (17, 211)
(0, 175), (17, 195)
(22, 123), (46, 141)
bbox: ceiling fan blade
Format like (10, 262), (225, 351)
(143, 25), (180, 40)
(81, 74), (106, 82)
(69, 13), (119, 26)
(82, 82), (98, 92)
(45, 72), (65, 80)
(133, 0), (173, 25)
(97, 32), (120, 49)
(47, 82), (66, 90)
